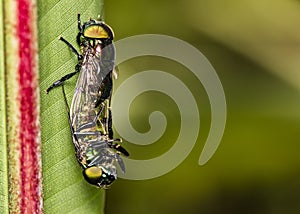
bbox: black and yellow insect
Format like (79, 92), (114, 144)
(46, 14), (129, 188)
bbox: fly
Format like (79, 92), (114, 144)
(46, 14), (129, 188)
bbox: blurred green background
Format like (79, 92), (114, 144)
(102, 0), (300, 213)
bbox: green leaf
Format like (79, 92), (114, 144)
(38, 0), (105, 213)
(0, 0), (9, 213)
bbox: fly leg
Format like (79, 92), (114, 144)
(46, 36), (83, 93)
(59, 36), (83, 61)
(77, 13), (82, 31)
(107, 107), (129, 157)
(77, 14), (82, 46)
(61, 85), (81, 152)
(46, 64), (81, 93)
(107, 107), (114, 139)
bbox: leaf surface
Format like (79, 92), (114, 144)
(38, 0), (105, 213)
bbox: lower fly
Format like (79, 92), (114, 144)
(46, 14), (129, 188)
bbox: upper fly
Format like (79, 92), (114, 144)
(46, 14), (129, 188)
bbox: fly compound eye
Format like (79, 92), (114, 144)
(83, 166), (102, 185)
(83, 24), (114, 40)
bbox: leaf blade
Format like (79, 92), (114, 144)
(0, 0), (9, 212)
(38, 0), (105, 213)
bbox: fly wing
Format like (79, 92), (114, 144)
(116, 154), (126, 173)
(70, 42), (116, 131)
(94, 42), (115, 107)
(99, 42), (115, 79)
(61, 85), (82, 152)
(69, 50), (106, 162)
(69, 42), (124, 171)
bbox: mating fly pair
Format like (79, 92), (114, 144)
(46, 14), (129, 188)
